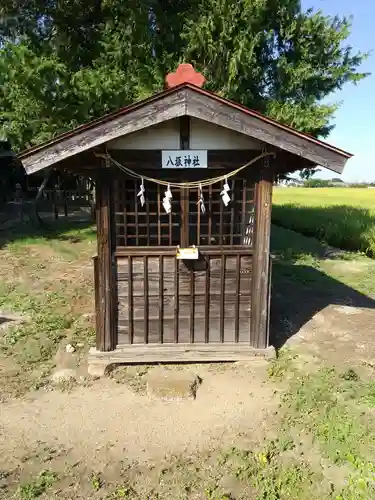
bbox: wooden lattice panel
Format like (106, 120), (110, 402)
(114, 177), (255, 247)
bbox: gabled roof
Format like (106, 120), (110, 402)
(18, 82), (352, 175)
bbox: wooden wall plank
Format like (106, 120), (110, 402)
(190, 269), (195, 343)
(205, 262), (210, 343)
(128, 255), (133, 344)
(219, 255), (225, 342)
(174, 258), (179, 343)
(118, 294), (251, 320)
(116, 250), (253, 347)
(235, 254), (240, 342)
(159, 256), (164, 343)
(144, 255), (149, 343)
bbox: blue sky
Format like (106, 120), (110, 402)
(301, 0), (374, 182)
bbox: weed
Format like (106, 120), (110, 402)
(219, 442), (317, 499)
(341, 369), (359, 381)
(267, 349), (297, 380)
(91, 472), (103, 491)
(204, 485), (233, 499)
(19, 470), (58, 499)
(109, 484), (136, 498)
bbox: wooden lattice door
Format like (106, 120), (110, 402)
(114, 175), (255, 346)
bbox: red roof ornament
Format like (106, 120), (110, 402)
(165, 63), (206, 89)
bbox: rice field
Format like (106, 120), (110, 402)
(272, 187), (375, 256)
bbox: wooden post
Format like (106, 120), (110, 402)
(95, 168), (117, 351)
(250, 156), (274, 348)
(180, 116), (190, 247)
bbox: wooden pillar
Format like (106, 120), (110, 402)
(95, 168), (117, 351)
(250, 156), (274, 348)
(179, 115), (190, 246)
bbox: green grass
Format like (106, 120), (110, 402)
(272, 188), (375, 256)
(0, 223), (96, 400)
(269, 351), (375, 499)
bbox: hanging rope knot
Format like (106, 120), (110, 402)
(162, 184), (173, 214)
(220, 177), (231, 206)
(137, 178), (145, 207)
(197, 183), (206, 214)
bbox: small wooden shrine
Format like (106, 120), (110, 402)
(18, 64), (352, 369)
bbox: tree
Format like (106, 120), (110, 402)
(299, 168), (321, 181)
(0, 0), (369, 158)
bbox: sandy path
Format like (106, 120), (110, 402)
(0, 363), (275, 471)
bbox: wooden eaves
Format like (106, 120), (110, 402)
(18, 83), (352, 175)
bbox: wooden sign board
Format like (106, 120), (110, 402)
(162, 150), (207, 169)
(176, 247), (199, 260)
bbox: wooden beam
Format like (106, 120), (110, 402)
(95, 167), (117, 351)
(250, 155), (274, 348)
(88, 343), (276, 365)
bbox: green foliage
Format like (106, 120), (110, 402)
(0, 0), (368, 156)
(304, 179), (336, 188)
(184, 0), (367, 137)
(19, 470), (58, 499)
(90, 472), (103, 491)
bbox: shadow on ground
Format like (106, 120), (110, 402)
(270, 226), (375, 349)
(0, 208), (96, 249)
(270, 262), (375, 349)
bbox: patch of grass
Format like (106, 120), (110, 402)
(267, 349), (297, 380)
(109, 484), (137, 499)
(18, 470), (58, 499)
(270, 355), (375, 499)
(271, 224), (375, 298)
(2, 221), (96, 250)
(218, 440), (319, 499)
(282, 368), (375, 465)
(204, 486), (233, 499)
(0, 228), (96, 399)
(273, 188), (375, 256)
(90, 472), (103, 491)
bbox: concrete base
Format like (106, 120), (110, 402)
(145, 368), (200, 401)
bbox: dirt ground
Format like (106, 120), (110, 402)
(1, 302), (375, 499)
(0, 362), (277, 498)
(1, 225), (375, 498)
